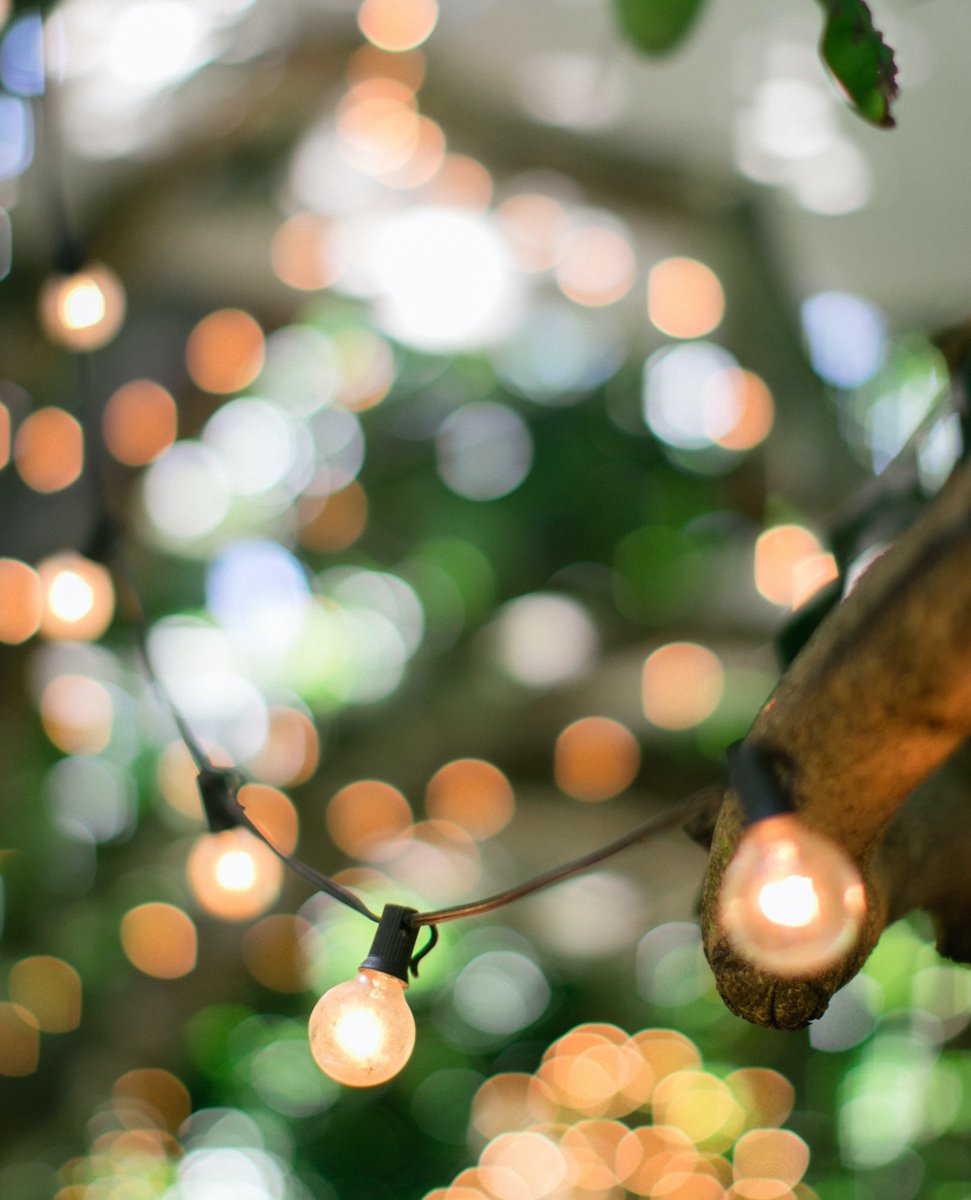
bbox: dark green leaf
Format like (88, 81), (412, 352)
(818, 0), (899, 128)
(612, 0), (708, 56)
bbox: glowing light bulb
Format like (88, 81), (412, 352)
(308, 903), (421, 1087)
(718, 813), (866, 976)
(309, 968), (416, 1087)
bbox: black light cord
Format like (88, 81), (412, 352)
(409, 786), (721, 928)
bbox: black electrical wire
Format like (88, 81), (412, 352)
(409, 786), (721, 928)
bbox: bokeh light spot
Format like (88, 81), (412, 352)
(0, 557), (41, 643)
(425, 758), (515, 840)
(103, 379), (178, 466)
(186, 309), (265, 394)
(242, 914), (312, 993)
(39, 673), (113, 754)
(641, 642), (724, 730)
(38, 553), (115, 641)
(801, 291), (886, 388)
(298, 482), (369, 553)
(470, 1073), (557, 1142)
(358, 0), (439, 52)
(238, 782), (299, 856)
(495, 592), (598, 687)
(246, 706), (320, 788)
(39, 263), (126, 350)
(554, 716), (640, 802)
(326, 779), (413, 861)
(9, 956), (82, 1033)
(436, 402), (533, 501)
(754, 525), (833, 609)
(14, 406), (84, 493)
(0, 1003), (39, 1076)
(112, 1068), (191, 1134)
(648, 257), (724, 339)
(733, 1129), (810, 1186)
(120, 903), (198, 979)
(186, 828), (283, 920)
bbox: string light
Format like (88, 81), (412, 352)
(718, 742), (866, 976)
(308, 904), (419, 1087)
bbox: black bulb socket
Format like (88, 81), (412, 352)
(360, 905), (420, 983)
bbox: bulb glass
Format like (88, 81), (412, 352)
(309, 967), (415, 1087)
(719, 813), (866, 976)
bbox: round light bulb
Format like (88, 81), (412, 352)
(308, 968), (415, 1087)
(718, 813), (866, 976)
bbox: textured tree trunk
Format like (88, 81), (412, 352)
(700, 457), (971, 1028)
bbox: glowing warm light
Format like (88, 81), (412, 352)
(185, 308), (265, 394)
(102, 379), (178, 466)
(0, 1003), (39, 1076)
(754, 525), (831, 608)
(336, 86), (421, 177)
(616, 1125), (699, 1195)
(0, 557), (41, 643)
(112, 1069), (191, 1134)
(424, 153), (494, 211)
(119, 903), (198, 979)
(242, 914), (311, 993)
(247, 707), (320, 787)
(648, 257), (724, 340)
(733, 1128), (810, 1187)
(298, 482), (369, 553)
(480, 1132), (567, 1200)
(641, 642), (724, 730)
(186, 827), (283, 921)
(497, 191), (570, 273)
(725, 1069), (795, 1131)
(425, 758), (515, 839)
(39, 263), (126, 350)
(14, 406), (83, 493)
(471, 1073), (558, 1141)
(652, 1070), (745, 1153)
(719, 814), (866, 976)
(37, 553), (114, 641)
(712, 369), (775, 451)
(39, 674), (113, 754)
(0, 400), (9, 468)
(309, 968), (415, 1086)
(555, 221), (636, 307)
(554, 716), (641, 802)
(357, 0), (438, 52)
(382, 115), (447, 189)
(238, 782), (299, 856)
(271, 212), (343, 291)
(327, 779), (413, 861)
(8, 956), (82, 1033)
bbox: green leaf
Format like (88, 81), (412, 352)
(818, 0), (899, 128)
(612, 0), (708, 56)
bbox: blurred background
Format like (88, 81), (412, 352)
(2, 0), (971, 1197)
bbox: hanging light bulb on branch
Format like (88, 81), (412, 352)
(308, 904), (419, 1087)
(718, 742), (866, 977)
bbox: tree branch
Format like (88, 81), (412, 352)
(700, 458), (971, 1028)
